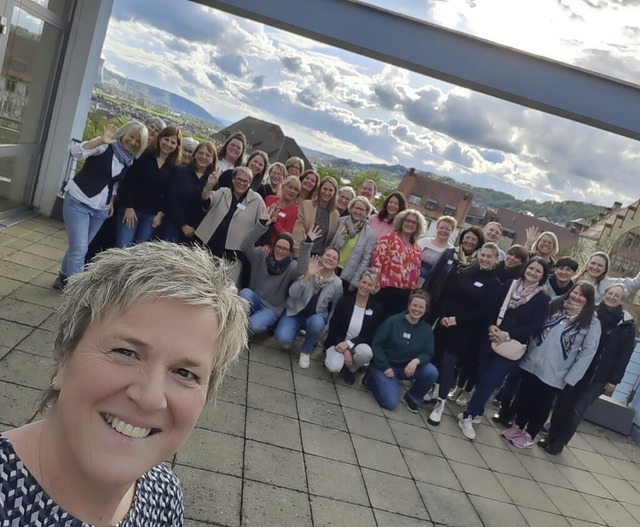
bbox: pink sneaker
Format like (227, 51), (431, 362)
(501, 424), (523, 440)
(511, 431), (534, 449)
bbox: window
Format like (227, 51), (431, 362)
(443, 204), (457, 216)
(5, 78), (16, 92)
(407, 193), (422, 205)
(503, 228), (516, 239)
(425, 197), (438, 211)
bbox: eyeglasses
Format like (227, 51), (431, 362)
(183, 149), (194, 154)
(235, 179), (251, 185)
(404, 219), (418, 225)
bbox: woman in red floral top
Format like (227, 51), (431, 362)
(372, 209), (426, 317)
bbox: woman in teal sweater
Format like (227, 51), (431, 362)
(363, 290), (439, 412)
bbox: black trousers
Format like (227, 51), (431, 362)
(548, 378), (607, 445)
(513, 370), (560, 438)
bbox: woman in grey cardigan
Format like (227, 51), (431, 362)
(329, 196), (376, 293)
(275, 246), (343, 369)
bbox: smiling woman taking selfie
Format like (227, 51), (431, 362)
(1, 242), (248, 526)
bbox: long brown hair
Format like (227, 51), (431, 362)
(549, 281), (596, 330)
(152, 126), (182, 167)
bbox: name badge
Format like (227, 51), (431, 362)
(447, 259), (453, 265)
(236, 203), (246, 211)
(365, 309), (373, 316)
(474, 281), (483, 287)
(278, 211), (286, 218)
(403, 332), (411, 339)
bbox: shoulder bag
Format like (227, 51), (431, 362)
(491, 281), (527, 361)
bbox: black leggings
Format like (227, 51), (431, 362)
(438, 351), (459, 399)
(512, 370), (559, 438)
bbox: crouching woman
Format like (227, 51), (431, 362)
(363, 290), (438, 412)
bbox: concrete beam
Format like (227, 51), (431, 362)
(201, 0), (640, 140)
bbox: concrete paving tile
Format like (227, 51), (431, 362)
(3, 251), (57, 272)
(293, 373), (339, 404)
(519, 454), (576, 489)
(539, 483), (604, 523)
(0, 246), (16, 259)
(245, 407), (301, 451)
(226, 357), (248, 380)
(300, 421), (357, 464)
(475, 443), (530, 478)
(248, 360), (294, 392)
(433, 432), (488, 468)
(22, 243), (65, 261)
(495, 473), (559, 513)
(416, 482), (482, 527)
(297, 394), (347, 431)
(428, 411), (471, 438)
(519, 507), (572, 526)
(14, 328), (54, 357)
(217, 375), (247, 406)
(174, 465), (241, 526)
(468, 495), (528, 527)
(2, 236), (34, 249)
(388, 420), (442, 457)
(241, 480), (311, 527)
(570, 448), (623, 478)
(310, 496), (376, 527)
(570, 431), (599, 452)
(586, 495), (640, 527)
(0, 260), (42, 283)
(610, 440), (640, 464)
(36, 235), (67, 250)
(607, 456), (640, 483)
(0, 349), (54, 390)
(449, 460), (511, 502)
(622, 502), (640, 523)
(582, 434), (629, 460)
(175, 427), (243, 477)
(382, 399), (427, 425)
(593, 474), (640, 506)
(0, 319), (34, 348)
(0, 226), (33, 237)
(247, 382), (297, 418)
(578, 420), (609, 437)
(0, 346), (10, 360)
(557, 465), (614, 499)
(472, 421), (514, 450)
(335, 384), (384, 416)
(402, 449), (462, 491)
(18, 219), (62, 233)
(0, 276), (22, 296)
(352, 435), (410, 478)
(39, 313), (59, 332)
(553, 445), (589, 470)
(566, 520), (606, 526)
(343, 407), (395, 443)
(29, 271), (58, 291)
(244, 439), (307, 491)
(0, 381), (40, 426)
(361, 468), (428, 520)
(197, 399), (245, 437)
(291, 355), (334, 383)
(305, 454), (369, 506)
(373, 509), (433, 526)
(247, 342), (291, 370)
(9, 284), (62, 310)
(0, 297), (55, 327)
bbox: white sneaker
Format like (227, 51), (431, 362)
(447, 386), (463, 401)
(458, 412), (482, 425)
(455, 390), (472, 407)
(428, 398), (445, 426)
(423, 382), (439, 402)
(298, 353), (311, 369)
(458, 414), (476, 440)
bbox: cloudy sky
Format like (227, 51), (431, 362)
(104, 0), (640, 206)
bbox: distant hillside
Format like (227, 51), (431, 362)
(102, 69), (226, 128)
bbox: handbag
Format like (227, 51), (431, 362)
(491, 281), (527, 360)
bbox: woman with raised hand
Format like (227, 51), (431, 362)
(297, 169), (319, 202)
(116, 126), (182, 248)
(524, 227), (559, 270)
(417, 215), (456, 283)
(54, 122), (148, 291)
(263, 176), (301, 246)
(4, 241), (248, 525)
(371, 209), (426, 317)
(573, 251), (640, 304)
(541, 283), (635, 454)
(329, 196), (377, 293)
(292, 175), (340, 256)
(274, 247), (343, 369)
(368, 191), (408, 241)
(217, 150), (269, 192)
(259, 161), (287, 199)
(502, 282), (600, 449)
(457, 257), (550, 440)
(324, 268), (385, 384)
(216, 132), (247, 172)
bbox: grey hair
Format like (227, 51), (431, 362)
(115, 121), (148, 158)
(358, 267), (379, 285)
(604, 283), (628, 300)
(348, 195), (370, 213)
(145, 115), (166, 130)
(393, 209), (427, 243)
(40, 242), (249, 412)
(338, 186), (356, 199)
(182, 137), (198, 150)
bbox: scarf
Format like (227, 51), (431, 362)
(111, 140), (135, 167)
(537, 311), (581, 360)
(596, 303), (623, 336)
(312, 272), (334, 290)
(507, 279), (544, 309)
(334, 216), (366, 249)
(562, 299), (583, 322)
(266, 253), (292, 276)
(454, 245), (478, 273)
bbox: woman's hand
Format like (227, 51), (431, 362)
(182, 225), (196, 238)
(100, 124), (118, 145)
(524, 226), (539, 249)
(306, 255), (321, 277)
(260, 204), (277, 224)
(384, 368), (395, 378)
(343, 349), (353, 368)
(204, 166), (221, 192)
(151, 212), (163, 229)
(604, 383), (616, 396)
(335, 341), (349, 353)
(440, 316), (457, 328)
(404, 358), (420, 378)
(306, 225), (323, 242)
(123, 208), (137, 228)
(108, 201), (115, 218)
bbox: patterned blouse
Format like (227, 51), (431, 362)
(0, 435), (184, 526)
(371, 231), (421, 289)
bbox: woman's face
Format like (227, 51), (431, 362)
(523, 261), (544, 284)
(122, 131), (141, 155)
(194, 147), (214, 170)
(360, 182), (376, 201)
(301, 173), (317, 194)
(336, 191), (352, 211)
(436, 221), (452, 241)
(319, 182), (335, 204)
(483, 224), (502, 243)
(603, 286), (624, 308)
(282, 183), (300, 202)
(273, 238), (292, 261)
(407, 298), (427, 321)
(269, 166), (285, 186)
(536, 235), (555, 256)
(51, 298), (217, 489)
(478, 247), (499, 270)
(357, 275), (376, 296)
(569, 286), (588, 307)
(461, 232), (479, 253)
(247, 155), (265, 176)
(232, 172), (252, 195)
(225, 139), (244, 162)
(386, 196), (400, 216)
(181, 145), (195, 164)
(321, 249), (339, 271)
(159, 135), (179, 156)
(146, 123), (161, 140)
(401, 214), (419, 236)
(505, 253), (523, 269)
(350, 201), (369, 222)
(587, 255), (607, 279)
(287, 162), (302, 177)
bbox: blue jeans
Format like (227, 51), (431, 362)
(162, 221), (183, 243)
(275, 313), (326, 353)
(465, 340), (520, 418)
(365, 362), (439, 410)
(239, 288), (279, 335)
(115, 209), (156, 247)
(61, 194), (109, 276)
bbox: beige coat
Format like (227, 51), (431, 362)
(292, 199), (339, 256)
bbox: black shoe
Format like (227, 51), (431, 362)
(403, 393), (419, 413)
(341, 366), (356, 385)
(539, 438), (564, 455)
(52, 272), (67, 292)
(361, 366), (372, 391)
(491, 412), (512, 427)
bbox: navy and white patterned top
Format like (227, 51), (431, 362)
(0, 435), (184, 526)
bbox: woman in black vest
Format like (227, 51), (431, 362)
(54, 122), (148, 290)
